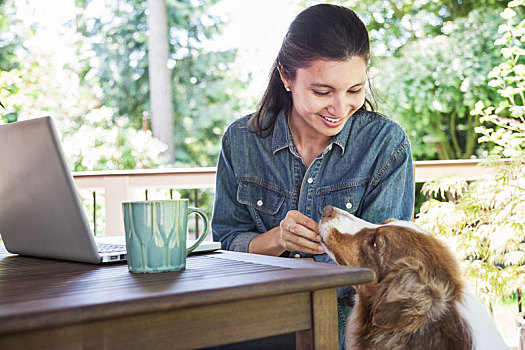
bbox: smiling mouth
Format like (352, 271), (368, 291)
(320, 115), (342, 123)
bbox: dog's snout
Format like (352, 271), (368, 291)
(322, 205), (335, 219)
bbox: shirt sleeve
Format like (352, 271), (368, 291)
(211, 129), (259, 252)
(312, 253), (332, 263)
(358, 135), (415, 223)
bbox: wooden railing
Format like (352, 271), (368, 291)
(73, 160), (497, 236)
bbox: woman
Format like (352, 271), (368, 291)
(212, 4), (414, 348)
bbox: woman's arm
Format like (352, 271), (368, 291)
(358, 136), (414, 223)
(212, 132), (324, 256)
(211, 133), (259, 252)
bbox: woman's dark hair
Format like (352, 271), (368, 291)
(249, 4), (374, 136)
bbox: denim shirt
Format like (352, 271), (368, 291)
(212, 109), (414, 264)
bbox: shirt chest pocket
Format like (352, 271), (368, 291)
(237, 180), (287, 231)
(318, 184), (366, 216)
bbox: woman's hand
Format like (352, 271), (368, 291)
(247, 210), (324, 256)
(278, 210), (324, 255)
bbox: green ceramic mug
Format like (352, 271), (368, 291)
(122, 199), (209, 273)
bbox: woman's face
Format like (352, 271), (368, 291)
(282, 57), (367, 138)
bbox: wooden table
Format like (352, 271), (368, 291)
(0, 244), (374, 349)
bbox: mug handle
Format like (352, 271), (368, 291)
(186, 207), (209, 255)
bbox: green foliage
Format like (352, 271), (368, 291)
(471, 2), (525, 158)
(76, 0), (247, 167)
(306, 0), (509, 160)
(171, 49), (243, 166)
(0, 0), (24, 111)
(308, 0), (508, 56)
(374, 8), (507, 160)
(0, 68), (21, 122)
(0, 0), (22, 71)
(416, 0), (525, 309)
(0, 54), (77, 124)
(62, 108), (168, 171)
(418, 157), (525, 307)
(0, 15), (167, 171)
(1, 0), (247, 169)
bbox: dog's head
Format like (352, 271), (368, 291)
(319, 205), (465, 335)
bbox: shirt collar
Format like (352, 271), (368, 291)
(332, 112), (356, 155)
(271, 109), (292, 154)
(270, 109), (357, 155)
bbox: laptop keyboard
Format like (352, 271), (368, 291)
(97, 242), (126, 254)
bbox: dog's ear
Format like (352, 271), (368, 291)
(370, 256), (454, 333)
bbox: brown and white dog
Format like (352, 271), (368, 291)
(319, 205), (508, 350)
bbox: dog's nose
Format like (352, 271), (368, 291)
(322, 205), (334, 219)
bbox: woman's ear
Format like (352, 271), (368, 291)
(277, 65), (291, 91)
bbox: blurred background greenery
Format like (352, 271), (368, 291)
(1, 0), (518, 166)
(0, 0), (522, 220)
(0, 0), (248, 170)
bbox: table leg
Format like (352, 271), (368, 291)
(296, 288), (338, 349)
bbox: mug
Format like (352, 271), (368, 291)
(122, 199), (209, 273)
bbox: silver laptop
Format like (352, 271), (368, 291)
(0, 117), (220, 264)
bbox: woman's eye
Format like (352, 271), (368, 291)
(312, 90), (330, 96)
(348, 89), (363, 94)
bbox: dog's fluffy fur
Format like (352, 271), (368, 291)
(319, 205), (508, 350)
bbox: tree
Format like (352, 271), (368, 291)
(416, 0), (525, 309)
(0, 0), (21, 71)
(309, 0), (508, 56)
(0, 0), (24, 110)
(146, 0), (175, 162)
(0, 0), (168, 171)
(75, 0), (247, 166)
(374, 9), (507, 160)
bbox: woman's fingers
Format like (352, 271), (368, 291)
(280, 211), (324, 254)
(283, 232), (324, 254)
(287, 210), (319, 234)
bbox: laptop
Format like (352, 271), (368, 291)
(0, 117), (221, 264)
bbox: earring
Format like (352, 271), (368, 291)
(285, 87), (291, 92)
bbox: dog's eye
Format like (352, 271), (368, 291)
(368, 234), (377, 249)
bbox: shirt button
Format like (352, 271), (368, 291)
(257, 200), (263, 206)
(346, 201), (353, 209)
(307, 178), (314, 184)
(294, 254), (301, 258)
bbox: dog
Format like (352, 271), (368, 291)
(318, 205), (508, 350)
